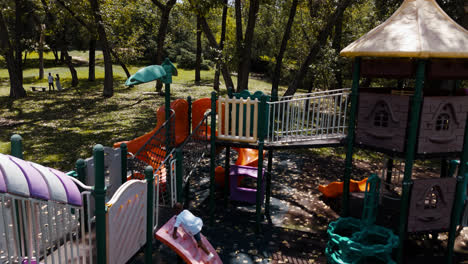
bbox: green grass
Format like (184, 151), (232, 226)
(0, 51), (287, 170)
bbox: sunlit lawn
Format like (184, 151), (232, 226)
(0, 51), (289, 170)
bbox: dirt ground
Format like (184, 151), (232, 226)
(132, 148), (468, 264)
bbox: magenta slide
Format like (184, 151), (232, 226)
(155, 216), (222, 264)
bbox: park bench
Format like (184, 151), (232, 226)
(30, 86), (47, 92)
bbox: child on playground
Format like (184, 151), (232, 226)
(172, 203), (214, 261)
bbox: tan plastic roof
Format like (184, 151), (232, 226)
(340, 0), (468, 58)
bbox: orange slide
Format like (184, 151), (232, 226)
(318, 178), (368, 198)
(113, 99), (189, 154)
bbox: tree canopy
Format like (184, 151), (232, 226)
(1, 0), (466, 98)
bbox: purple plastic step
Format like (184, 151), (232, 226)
(229, 165), (265, 204)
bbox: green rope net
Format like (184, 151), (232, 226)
(326, 174), (399, 264)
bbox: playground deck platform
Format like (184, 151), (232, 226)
(215, 136), (344, 150)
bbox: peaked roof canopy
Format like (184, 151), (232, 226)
(340, 0), (468, 58)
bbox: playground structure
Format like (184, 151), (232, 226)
(0, 136), (161, 264)
(337, 0), (468, 263)
(1, 1), (468, 262)
(0, 60), (224, 264)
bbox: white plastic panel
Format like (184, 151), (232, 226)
(106, 180), (147, 264)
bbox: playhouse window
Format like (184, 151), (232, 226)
(424, 186), (440, 209)
(436, 113), (450, 131)
(374, 110), (389, 127)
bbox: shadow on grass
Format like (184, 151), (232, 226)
(0, 76), (163, 170)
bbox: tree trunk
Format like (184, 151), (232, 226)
(110, 49), (131, 78)
(0, 8), (25, 98)
(283, 0), (354, 96)
(38, 24), (45, 79)
(332, 11), (344, 89)
(23, 51), (27, 64)
(235, 0), (243, 91)
(63, 49), (78, 87)
(52, 48), (59, 64)
(6, 54), (25, 98)
(90, 0), (113, 97)
(14, 0), (24, 87)
(271, 0), (298, 99)
(463, 0), (468, 29)
(236, 0), (260, 92)
(153, 0), (176, 94)
(213, 0), (228, 92)
(235, 0), (243, 85)
(60, 50), (65, 62)
(199, 16), (234, 91)
(88, 38), (96, 81)
(195, 16), (202, 85)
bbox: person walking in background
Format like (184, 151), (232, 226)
(55, 74), (62, 91)
(48, 73), (54, 91)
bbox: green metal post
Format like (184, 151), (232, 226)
(361, 174), (380, 227)
(458, 121), (468, 190)
(342, 57), (361, 216)
(224, 146), (231, 207)
(93, 144), (107, 264)
(446, 170), (468, 264)
(187, 96), (192, 135)
(266, 149), (273, 216)
(255, 95), (268, 232)
(446, 114), (468, 263)
(144, 165), (154, 264)
(165, 83), (172, 153)
(10, 134), (24, 253)
(120, 143), (128, 184)
(76, 159), (86, 183)
(448, 160), (460, 178)
(441, 159), (448, 178)
(75, 158), (88, 230)
(385, 159), (393, 190)
(209, 92), (217, 226)
(10, 134), (23, 159)
(397, 60), (426, 264)
(175, 148), (183, 202)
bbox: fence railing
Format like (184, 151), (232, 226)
(0, 190), (93, 264)
(217, 97), (259, 143)
(267, 88), (350, 144)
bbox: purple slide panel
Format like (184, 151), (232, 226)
(49, 168), (82, 206)
(9, 156), (50, 201)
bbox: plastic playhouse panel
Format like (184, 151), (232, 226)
(408, 177), (456, 233)
(417, 96), (468, 154)
(155, 216), (222, 264)
(107, 180), (147, 264)
(356, 93), (410, 152)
